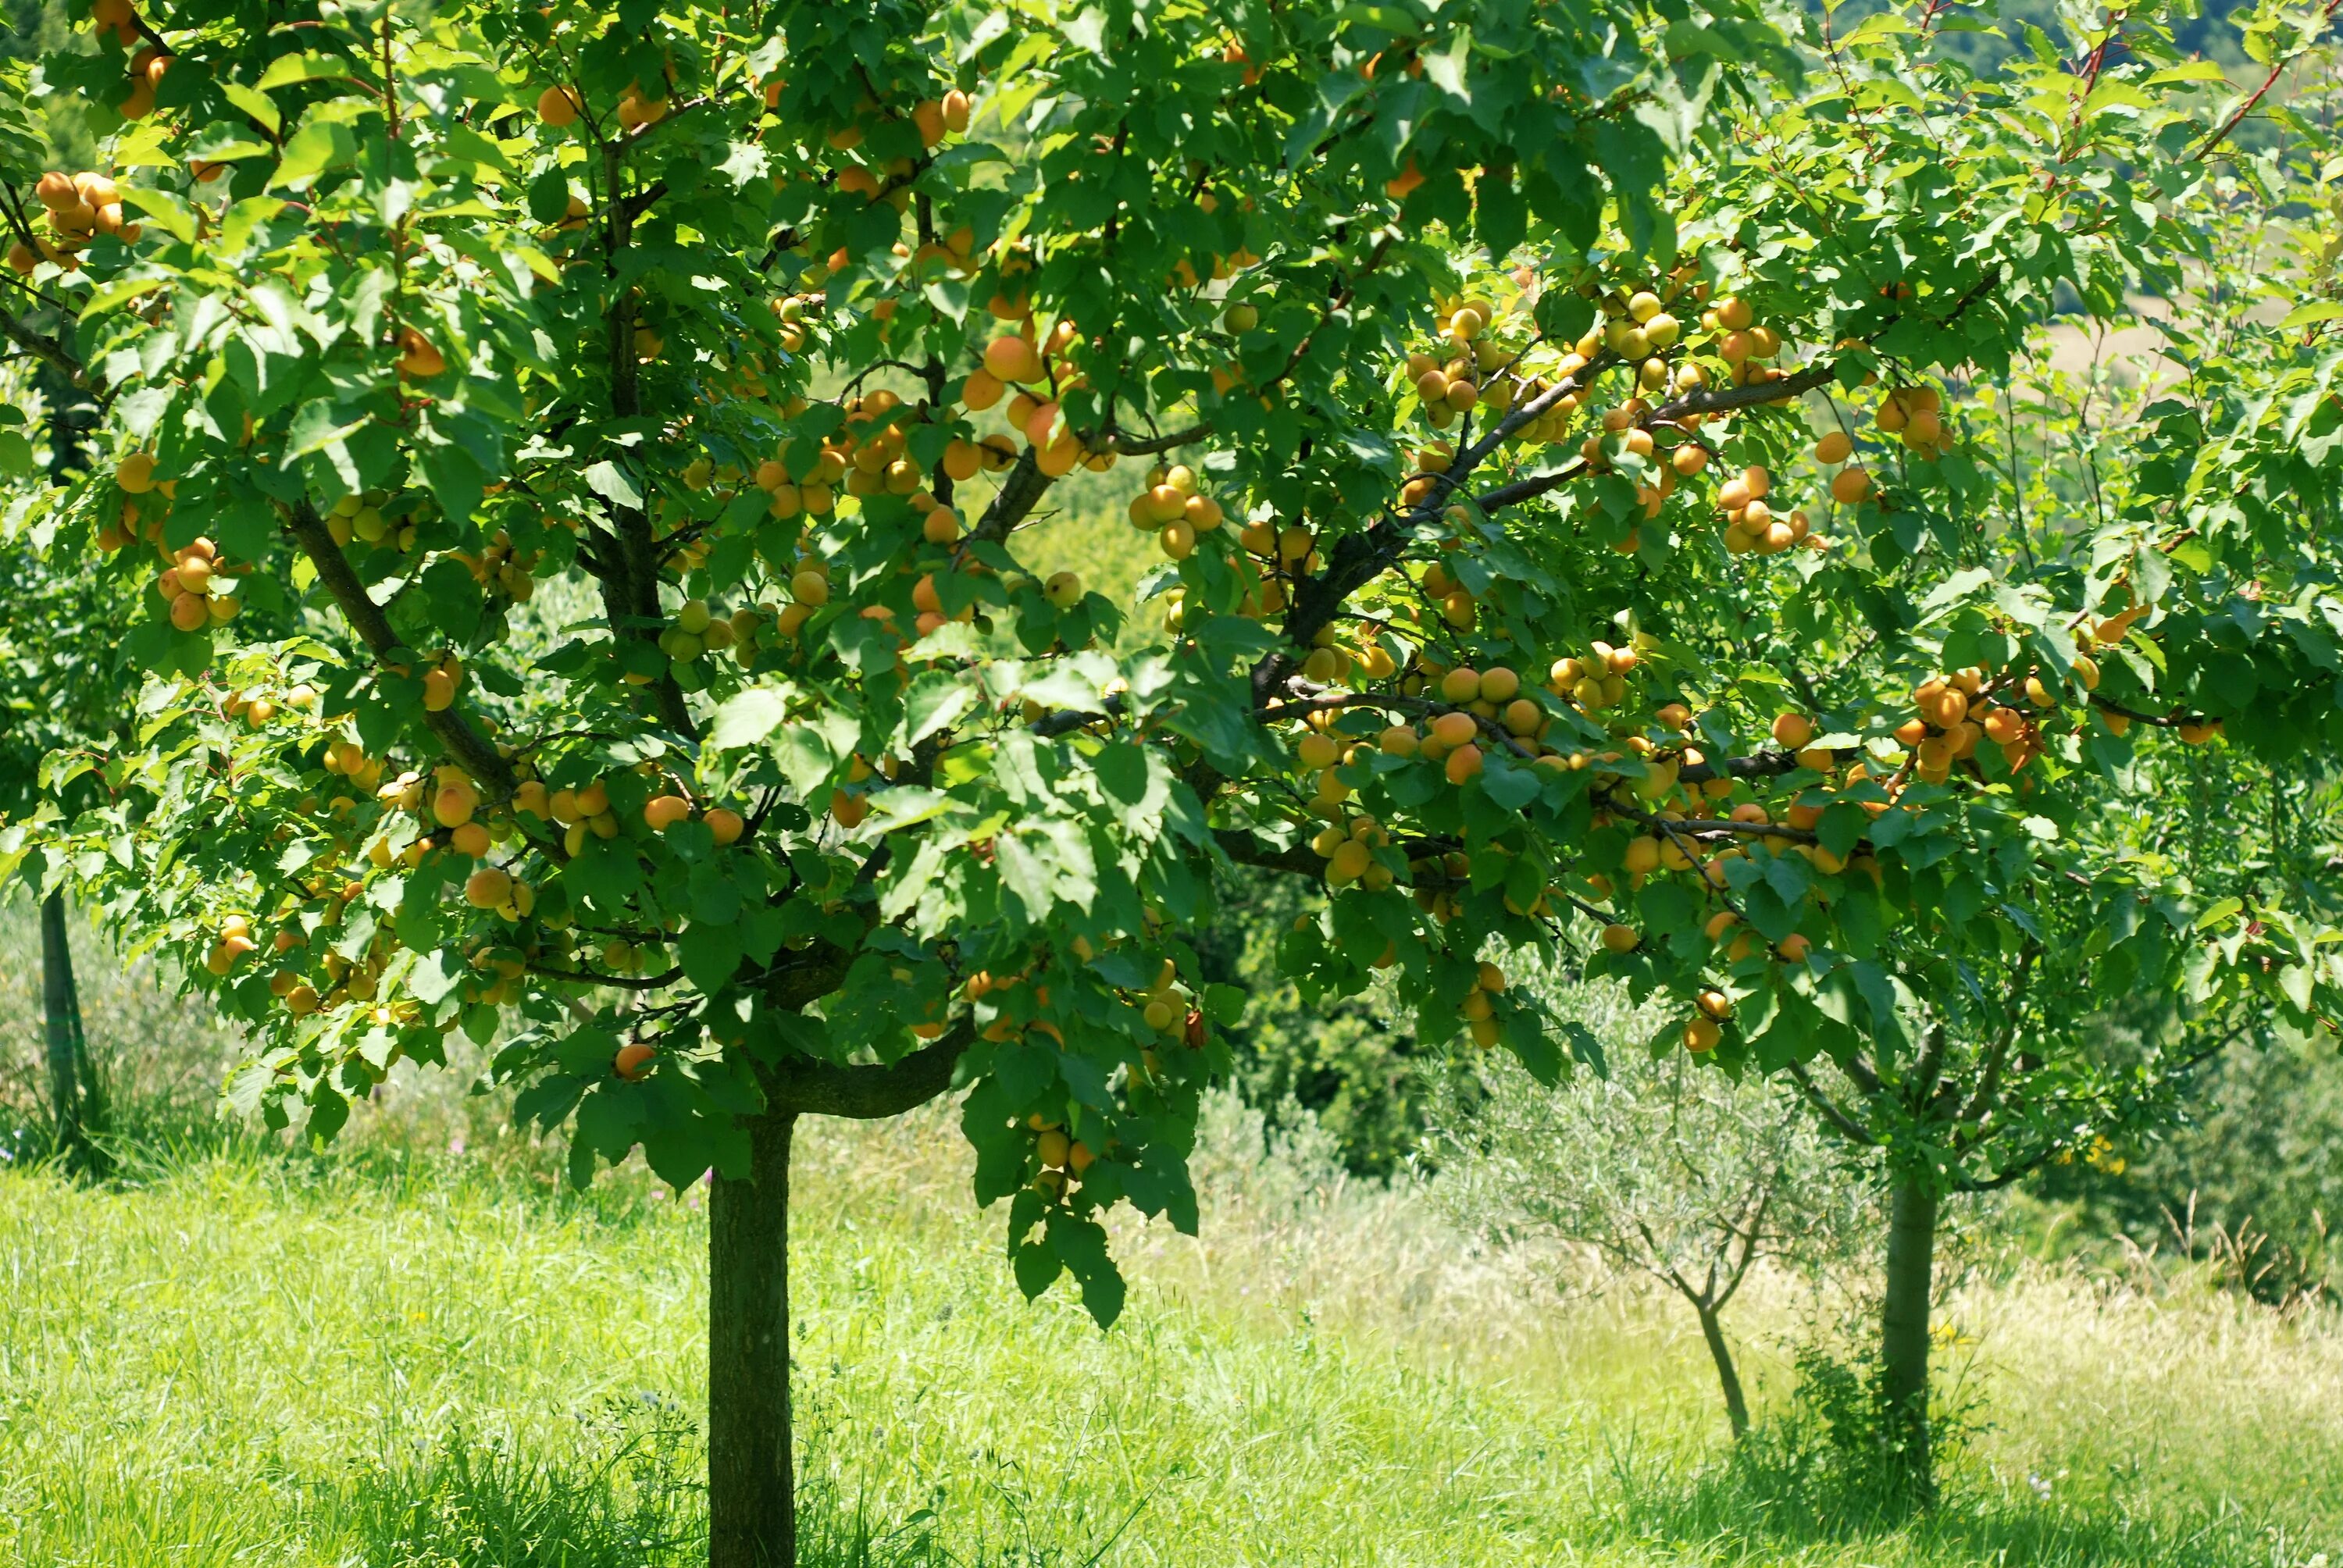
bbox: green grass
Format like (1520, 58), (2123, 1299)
(1, 1085), (2339, 1568)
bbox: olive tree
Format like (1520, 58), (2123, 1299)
(1428, 978), (1869, 1437)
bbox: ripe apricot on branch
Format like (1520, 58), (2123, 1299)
(1830, 467), (1873, 505)
(464, 867), (513, 908)
(395, 327), (446, 379)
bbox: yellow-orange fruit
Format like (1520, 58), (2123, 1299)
(395, 327), (446, 379)
(463, 867), (512, 908)
(1764, 713), (1810, 753)
(1830, 467), (1873, 505)
(1430, 711), (1477, 749)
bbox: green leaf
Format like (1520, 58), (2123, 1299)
(221, 82), (282, 134)
(78, 275), (168, 321)
(904, 669), (978, 747)
(408, 948), (465, 1005)
(527, 163), (572, 224)
(269, 119), (358, 188)
(2278, 961), (2314, 1014)
(708, 686), (791, 750)
(583, 459), (644, 509)
(258, 52), (362, 90)
(2193, 896), (2245, 932)
(1478, 755), (1541, 811)
(679, 922), (743, 992)
(1423, 26), (1472, 100)
(2279, 301), (2343, 330)
(120, 187), (196, 244)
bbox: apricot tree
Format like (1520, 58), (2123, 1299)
(4, 0), (2341, 1556)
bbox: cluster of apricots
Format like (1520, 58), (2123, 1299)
(1874, 384), (1949, 460)
(1714, 463), (1820, 556)
(76, 0), (171, 119)
(220, 681), (316, 730)
(1027, 1117), (1097, 1197)
(448, 531), (543, 603)
(962, 323), (1123, 478)
(1546, 636), (1649, 715)
(1123, 463), (1225, 561)
(9, 169), (141, 274)
(1899, 665), (2075, 780)
(94, 448), (180, 552)
(657, 597), (769, 671)
(1306, 809), (1398, 889)
(152, 536), (240, 631)
(321, 490), (433, 554)
(1452, 959), (1511, 1047)
(531, 78), (672, 134)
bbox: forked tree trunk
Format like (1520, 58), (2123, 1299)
(1693, 1301), (1751, 1438)
(708, 1110), (798, 1567)
(1878, 1169), (1939, 1504)
(41, 891), (88, 1160)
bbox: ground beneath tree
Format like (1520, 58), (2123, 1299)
(0, 1110), (2336, 1567)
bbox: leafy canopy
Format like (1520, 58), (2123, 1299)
(3, 0), (2340, 1317)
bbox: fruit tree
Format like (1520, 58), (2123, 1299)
(5, 0), (2342, 1555)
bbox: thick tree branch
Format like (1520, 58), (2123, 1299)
(765, 1025), (966, 1118)
(970, 446), (1054, 543)
(1678, 747), (1812, 784)
(1649, 360), (1838, 425)
(284, 499), (518, 796)
(1787, 1059), (1878, 1146)
(0, 306), (86, 388)
(1212, 828), (1323, 878)
(592, 142), (697, 742)
(1107, 422), (1211, 457)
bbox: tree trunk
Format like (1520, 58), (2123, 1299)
(1879, 1167), (1939, 1503)
(708, 1111), (797, 1568)
(1693, 1301), (1751, 1438)
(41, 891), (87, 1161)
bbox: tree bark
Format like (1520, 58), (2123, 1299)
(1693, 1301), (1751, 1438)
(1879, 1167), (1939, 1503)
(40, 891), (87, 1161)
(708, 1111), (798, 1568)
